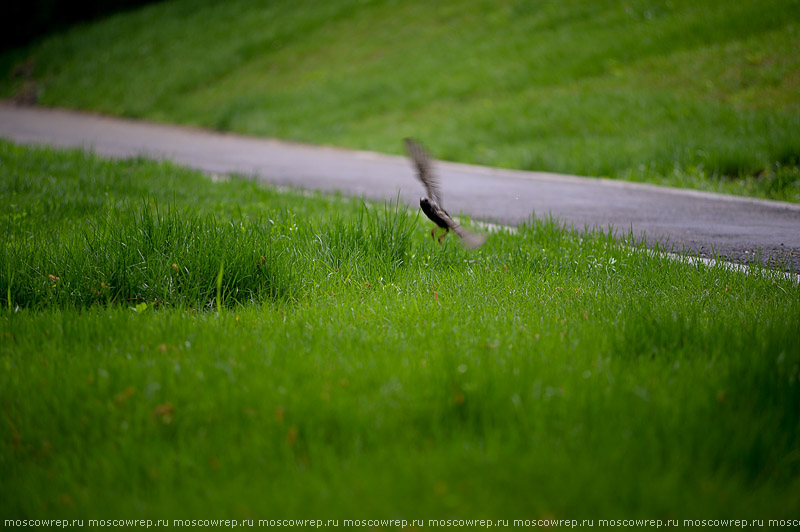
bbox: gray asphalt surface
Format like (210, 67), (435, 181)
(2, 102), (799, 271)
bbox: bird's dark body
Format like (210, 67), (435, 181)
(420, 198), (450, 229)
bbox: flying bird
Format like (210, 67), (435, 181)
(404, 138), (486, 249)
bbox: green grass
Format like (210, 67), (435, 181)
(2, 140), (799, 522)
(2, 0), (800, 201)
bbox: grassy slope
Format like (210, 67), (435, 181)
(2, 140), (799, 518)
(2, 0), (800, 201)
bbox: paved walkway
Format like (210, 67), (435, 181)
(2, 102), (799, 271)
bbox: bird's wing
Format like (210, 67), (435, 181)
(404, 138), (442, 205)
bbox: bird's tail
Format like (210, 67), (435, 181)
(453, 225), (488, 249)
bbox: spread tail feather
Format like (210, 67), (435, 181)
(453, 225), (488, 249)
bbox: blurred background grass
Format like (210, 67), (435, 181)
(2, 0), (799, 200)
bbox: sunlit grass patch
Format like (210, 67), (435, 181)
(3, 203), (295, 309)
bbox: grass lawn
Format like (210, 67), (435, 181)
(2, 139), (799, 522)
(1, 0), (799, 201)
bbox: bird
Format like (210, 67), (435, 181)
(404, 138), (486, 249)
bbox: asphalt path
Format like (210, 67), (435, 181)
(2, 102), (799, 271)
